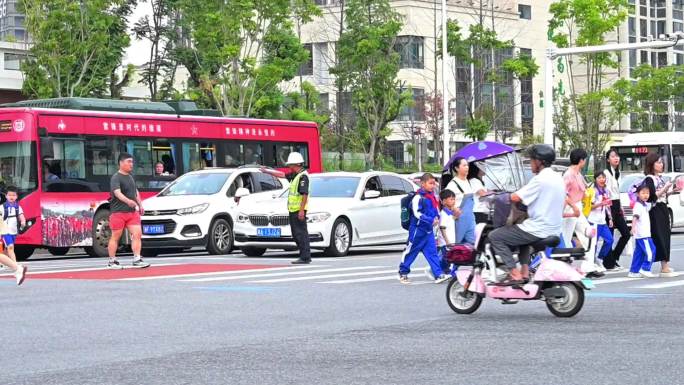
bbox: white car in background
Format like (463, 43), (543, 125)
(233, 171), (417, 257)
(140, 167), (287, 257)
(619, 173), (684, 228)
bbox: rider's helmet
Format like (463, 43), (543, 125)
(527, 144), (555, 168)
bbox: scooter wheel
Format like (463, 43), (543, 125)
(545, 282), (585, 318)
(446, 277), (483, 314)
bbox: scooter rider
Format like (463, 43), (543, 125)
(488, 144), (565, 284)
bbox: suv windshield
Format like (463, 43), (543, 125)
(159, 172), (230, 196)
(0, 141), (37, 196)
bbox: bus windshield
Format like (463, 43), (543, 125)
(613, 145), (667, 174)
(0, 141), (37, 195)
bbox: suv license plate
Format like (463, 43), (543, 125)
(143, 224), (165, 235)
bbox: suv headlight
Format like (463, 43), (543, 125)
(307, 212), (331, 223)
(236, 213), (250, 223)
(176, 203), (209, 215)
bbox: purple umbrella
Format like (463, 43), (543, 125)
(443, 141), (517, 172)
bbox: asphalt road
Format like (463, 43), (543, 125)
(2, 233), (684, 385)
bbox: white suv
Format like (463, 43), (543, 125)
(140, 167), (287, 256)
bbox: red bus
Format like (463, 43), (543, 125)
(0, 98), (321, 260)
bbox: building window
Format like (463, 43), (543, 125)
(397, 88), (425, 122)
(298, 43), (313, 76)
(520, 48), (534, 132)
(3, 53), (23, 71)
(518, 4), (532, 20)
(314, 0), (327, 4)
(395, 36), (424, 69)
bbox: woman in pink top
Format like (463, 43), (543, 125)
(562, 149), (603, 277)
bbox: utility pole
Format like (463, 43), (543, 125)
(441, 0), (449, 166)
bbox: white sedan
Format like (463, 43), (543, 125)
(619, 173), (684, 228)
(233, 171), (417, 257)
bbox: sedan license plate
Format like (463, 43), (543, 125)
(143, 224), (165, 235)
(581, 278), (595, 289)
(257, 227), (281, 237)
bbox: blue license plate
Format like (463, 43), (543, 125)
(257, 227), (281, 237)
(581, 278), (595, 289)
(143, 224), (165, 235)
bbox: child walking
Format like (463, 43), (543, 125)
(2, 186), (26, 264)
(398, 173), (450, 284)
(628, 183), (656, 278)
(587, 174), (614, 270)
(437, 189), (457, 277)
(0, 207), (27, 285)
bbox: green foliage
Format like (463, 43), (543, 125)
(613, 64), (684, 132)
(283, 81), (330, 129)
(548, 0), (629, 159)
(20, 0), (136, 98)
(173, 0), (318, 117)
(329, 0), (411, 169)
(444, 18), (539, 143)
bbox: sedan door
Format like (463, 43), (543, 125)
(348, 176), (387, 243)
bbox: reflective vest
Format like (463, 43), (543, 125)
(288, 170), (309, 212)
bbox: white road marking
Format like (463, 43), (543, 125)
(181, 266), (385, 283)
(322, 275), (400, 284)
(593, 277), (645, 285)
(120, 265), (322, 281)
(251, 269), (398, 283)
(637, 279), (684, 289)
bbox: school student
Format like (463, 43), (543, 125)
(587, 174), (613, 269)
(437, 189), (457, 276)
(0, 213), (27, 285)
(628, 183), (656, 278)
(398, 173), (450, 284)
(2, 186), (26, 264)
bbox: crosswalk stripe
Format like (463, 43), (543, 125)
(250, 269), (398, 283)
(180, 266), (385, 283)
(322, 275), (399, 284)
(593, 277), (645, 285)
(637, 279), (684, 289)
(120, 265), (322, 281)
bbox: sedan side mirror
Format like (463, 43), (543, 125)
(363, 190), (381, 199)
(235, 187), (251, 198)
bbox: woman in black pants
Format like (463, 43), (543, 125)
(643, 153), (676, 277)
(602, 149), (630, 270)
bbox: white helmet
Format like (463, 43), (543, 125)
(285, 152), (305, 165)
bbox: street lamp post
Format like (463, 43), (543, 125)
(543, 34), (683, 145)
(441, 0), (449, 166)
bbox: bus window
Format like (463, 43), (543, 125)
(221, 141), (242, 167)
(182, 142), (216, 173)
(273, 143), (309, 168)
(673, 145), (684, 172)
(43, 139), (86, 180)
(243, 143), (262, 165)
(126, 140), (154, 176)
(152, 140), (176, 175)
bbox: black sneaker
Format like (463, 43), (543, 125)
(107, 259), (124, 270)
(132, 258), (151, 268)
(291, 259), (311, 265)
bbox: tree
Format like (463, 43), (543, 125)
(172, 0), (317, 118)
(444, 17), (539, 143)
(133, 0), (179, 101)
(548, 0), (629, 160)
(423, 92), (443, 163)
(20, 0), (135, 98)
(330, 0), (411, 169)
(282, 81), (329, 129)
(613, 64), (684, 132)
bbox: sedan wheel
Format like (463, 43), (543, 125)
(324, 218), (351, 257)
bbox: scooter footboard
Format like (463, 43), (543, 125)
(534, 257), (584, 282)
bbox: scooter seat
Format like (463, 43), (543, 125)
(531, 236), (560, 252)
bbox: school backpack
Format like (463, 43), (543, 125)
(400, 191), (417, 230)
(2, 202), (18, 221)
(582, 186), (595, 217)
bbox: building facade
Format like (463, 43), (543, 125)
(0, 0), (26, 42)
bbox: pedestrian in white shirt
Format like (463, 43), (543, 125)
(628, 183), (656, 278)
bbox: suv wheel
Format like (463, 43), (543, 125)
(207, 218), (233, 255)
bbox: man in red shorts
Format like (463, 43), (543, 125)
(108, 153), (150, 269)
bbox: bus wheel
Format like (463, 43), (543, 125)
(48, 247), (70, 256)
(91, 209), (112, 259)
(14, 246), (35, 261)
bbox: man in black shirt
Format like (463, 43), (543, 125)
(107, 153), (150, 269)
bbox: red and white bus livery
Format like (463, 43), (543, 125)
(0, 98), (321, 260)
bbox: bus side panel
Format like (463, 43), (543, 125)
(40, 193), (108, 247)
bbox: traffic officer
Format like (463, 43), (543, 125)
(261, 152), (311, 264)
